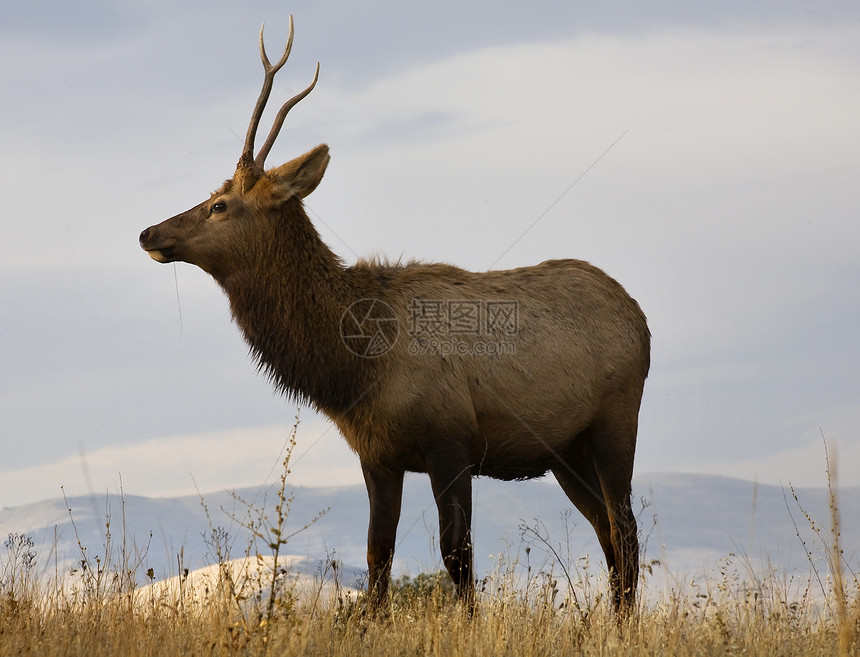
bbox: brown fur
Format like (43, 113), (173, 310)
(139, 25), (650, 613)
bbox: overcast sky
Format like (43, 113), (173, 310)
(1, 1), (859, 509)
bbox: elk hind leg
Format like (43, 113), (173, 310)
(589, 417), (639, 613)
(551, 444), (618, 602)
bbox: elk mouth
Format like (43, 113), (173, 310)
(139, 227), (176, 263)
(143, 246), (176, 263)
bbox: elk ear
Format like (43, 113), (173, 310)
(268, 144), (330, 202)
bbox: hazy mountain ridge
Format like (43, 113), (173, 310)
(1, 473), (856, 591)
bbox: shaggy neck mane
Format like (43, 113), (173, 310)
(217, 200), (370, 415)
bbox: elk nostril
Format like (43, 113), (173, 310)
(139, 228), (150, 244)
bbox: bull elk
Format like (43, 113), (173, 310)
(139, 17), (650, 613)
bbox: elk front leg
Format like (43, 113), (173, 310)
(361, 462), (404, 610)
(427, 451), (474, 607)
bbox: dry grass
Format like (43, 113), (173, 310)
(2, 433), (857, 656)
(1, 551), (856, 657)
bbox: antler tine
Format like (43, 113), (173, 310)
(254, 62), (320, 170)
(259, 15), (295, 72)
(238, 16), (296, 171)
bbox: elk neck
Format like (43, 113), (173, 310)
(216, 200), (373, 415)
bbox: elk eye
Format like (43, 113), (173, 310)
(211, 201), (227, 214)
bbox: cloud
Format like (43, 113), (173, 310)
(0, 420), (363, 509)
(669, 428), (860, 489)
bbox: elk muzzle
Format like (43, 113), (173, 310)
(138, 226), (177, 263)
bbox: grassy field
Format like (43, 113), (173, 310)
(0, 543), (857, 657)
(2, 437), (857, 656)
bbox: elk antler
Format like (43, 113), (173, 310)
(237, 15), (320, 174)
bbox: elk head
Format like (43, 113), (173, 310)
(139, 16), (328, 280)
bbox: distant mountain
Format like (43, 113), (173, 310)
(1, 473), (856, 593)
